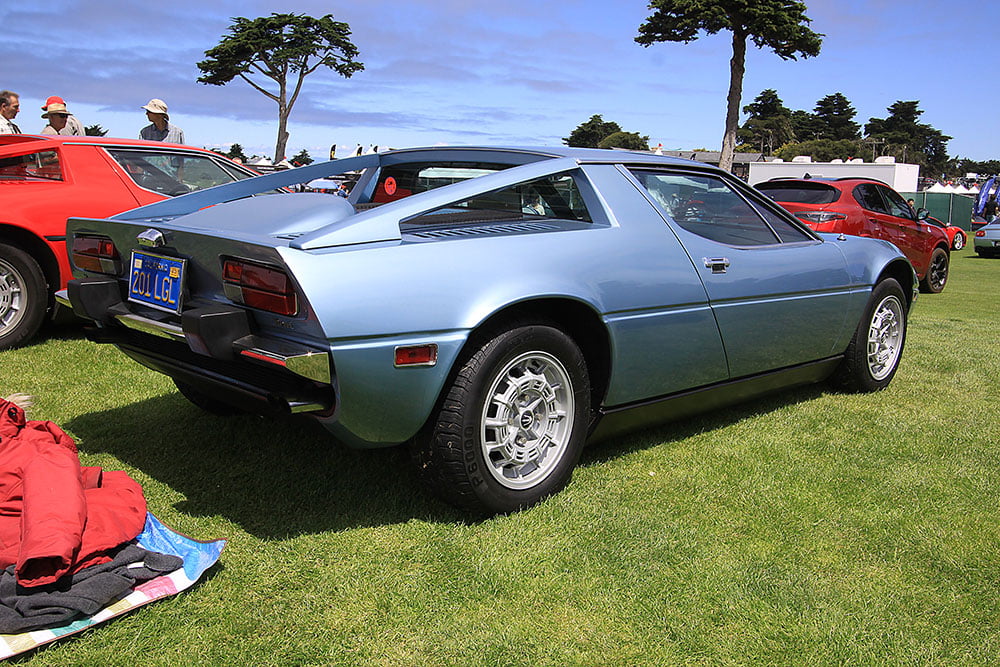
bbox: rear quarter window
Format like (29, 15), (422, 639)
(756, 182), (839, 204)
(0, 150), (63, 181)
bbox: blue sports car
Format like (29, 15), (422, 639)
(58, 147), (916, 514)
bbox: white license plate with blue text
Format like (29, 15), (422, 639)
(128, 251), (186, 313)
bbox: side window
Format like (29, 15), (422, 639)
(853, 184), (889, 214)
(748, 202), (813, 243)
(879, 185), (914, 219)
(404, 172), (591, 225)
(630, 170), (781, 246)
(0, 150), (62, 181)
(107, 149), (252, 196)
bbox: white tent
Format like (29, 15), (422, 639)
(925, 182), (949, 193)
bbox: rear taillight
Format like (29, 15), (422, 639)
(794, 211), (848, 224)
(72, 236), (121, 274)
(976, 230), (986, 237)
(222, 258), (297, 316)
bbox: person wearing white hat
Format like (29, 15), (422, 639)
(41, 99), (85, 136)
(139, 98), (184, 144)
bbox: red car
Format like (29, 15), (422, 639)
(924, 215), (967, 251)
(756, 177), (951, 293)
(0, 135), (258, 349)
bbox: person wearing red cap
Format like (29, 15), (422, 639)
(40, 96), (85, 136)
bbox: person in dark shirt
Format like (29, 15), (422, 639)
(984, 196), (998, 222)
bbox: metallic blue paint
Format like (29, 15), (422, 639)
(64, 147), (912, 447)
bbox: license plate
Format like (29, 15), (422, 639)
(128, 251), (185, 313)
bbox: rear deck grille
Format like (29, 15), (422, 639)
(409, 221), (558, 239)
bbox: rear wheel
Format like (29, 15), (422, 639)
(411, 324), (590, 515)
(952, 232), (965, 250)
(0, 243), (48, 350)
(830, 278), (907, 393)
(919, 247), (949, 293)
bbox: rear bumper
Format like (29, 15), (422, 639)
(57, 279), (336, 416)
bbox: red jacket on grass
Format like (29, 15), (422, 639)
(0, 399), (146, 587)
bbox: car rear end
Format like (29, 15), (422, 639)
(60, 211), (338, 417)
(754, 180), (852, 233)
(974, 220), (1000, 257)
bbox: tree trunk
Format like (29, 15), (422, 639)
(274, 78), (289, 163)
(719, 29), (747, 173)
(274, 110), (289, 164)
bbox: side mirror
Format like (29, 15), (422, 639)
(916, 208), (929, 220)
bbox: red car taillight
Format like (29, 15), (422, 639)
(72, 236), (121, 274)
(794, 211), (848, 224)
(976, 230), (986, 237)
(222, 259), (298, 316)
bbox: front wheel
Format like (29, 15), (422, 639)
(952, 232), (965, 251)
(0, 243), (48, 350)
(412, 324), (590, 515)
(919, 247), (949, 293)
(830, 278), (907, 393)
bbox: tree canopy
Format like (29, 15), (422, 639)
(197, 13), (363, 162)
(737, 89), (794, 153)
(563, 115), (623, 148)
(812, 93), (860, 141)
(864, 101), (951, 175)
(773, 139), (860, 162)
(598, 131), (651, 151)
(291, 148), (314, 166)
(636, 0), (822, 171)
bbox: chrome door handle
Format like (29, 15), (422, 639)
(703, 257), (730, 274)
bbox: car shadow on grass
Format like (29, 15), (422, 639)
(65, 383), (828, 539)
(580, 384), (828, 467)
(65, 392), (468, 539)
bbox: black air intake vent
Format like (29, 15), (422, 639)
(410, 221), (559, 239)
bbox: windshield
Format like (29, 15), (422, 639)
(107, 148), (254, 196)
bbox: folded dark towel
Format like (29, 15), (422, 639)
(0, 544), (182, 633)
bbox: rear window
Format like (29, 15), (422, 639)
(367, 162), (514, 204)
(0, 150), (63, 181)
(756, 181), (839, 204)
(403, 171), (592, 226)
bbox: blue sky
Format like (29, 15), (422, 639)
(2, 1), (994, 164)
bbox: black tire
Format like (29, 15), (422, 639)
(953, 233), (965, 251)
(919, 247), (949, 293)
(173, 379), (244, 416)
(0, 243), (48, 350)
(412, 324), (590, 515)
(830, 278), (907, 393)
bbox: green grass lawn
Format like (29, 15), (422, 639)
(2, 246), (999, 666)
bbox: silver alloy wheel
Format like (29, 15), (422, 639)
(480, 350), (574, 490)
(867, 294), (904, 381)
(0, 257), (26, 337)
(954, 233), (965, 250)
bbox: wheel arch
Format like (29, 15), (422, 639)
(0, 223), (61, 306)
(462, 297), (612, 415)
(876, 257), (917, 309)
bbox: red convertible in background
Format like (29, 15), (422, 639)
(0, 135), (258, 348)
